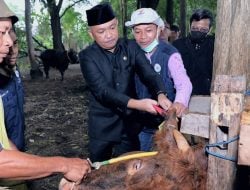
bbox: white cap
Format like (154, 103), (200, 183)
(125, 8), (164, 28)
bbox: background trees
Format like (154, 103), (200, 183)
(8, 0), (217, 77)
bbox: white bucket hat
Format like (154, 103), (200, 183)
(0, 0), (18, 24)
(125, 8), (164, 28)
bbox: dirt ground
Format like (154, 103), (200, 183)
(22, 64), (90, 190)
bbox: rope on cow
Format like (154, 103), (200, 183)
(88, 152), (158, 170)
(205, 135), (239, 162)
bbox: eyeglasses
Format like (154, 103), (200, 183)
(191, 27), (209, 33)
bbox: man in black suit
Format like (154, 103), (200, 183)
(173, 9), (214, 95)
(79, 3), (171, 162)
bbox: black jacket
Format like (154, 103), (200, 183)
(173, 35), (214, 95)
(79, 38), (165, 142)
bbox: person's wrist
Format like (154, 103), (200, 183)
(55, 157), (69, 174)
(156, 91), (165, 96)
(157, 92), (167, 100)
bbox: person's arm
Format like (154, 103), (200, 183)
(9, 140), (18, 150)
(132, 42), (172, 111)
(168, 53), (192, 116)
(0, 149), (91, 183)
(127, 98), (158, 114)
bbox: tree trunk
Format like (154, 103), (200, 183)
(208, 1), (250, 189)
(120, 0), (127, 38)
(137, 0), (159, 9)
(166, 0), (173, 25)
(47, 0), (65, 50)
(212, 0), (250, 85)
(179, 0), (186, 37)
(25, 0), (42, 79)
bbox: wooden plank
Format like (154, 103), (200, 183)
(180, 96), (211, 138)
(188, 96), (211, 113)
(213, 75), (246, 93)
(238, 107), (250, 165)
(180, 113), (210, 138)
(238, 124), (250, 165)
(243, 96), (250, 111)
(211, 93), (244, 126)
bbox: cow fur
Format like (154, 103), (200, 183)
(40, 49), (78, 81)
(60, 108), (208, 190)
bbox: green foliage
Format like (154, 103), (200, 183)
(32, 10), (53, 49)
(13, 0), (218, 56)
(106, 0), (136, 38)
(31, 1), (95, 51)
(157, 0), (166, 20)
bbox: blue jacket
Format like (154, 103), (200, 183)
(135, 41), (177, 129)
(135, 41), (176, 101)
(0, 68), (25, 151)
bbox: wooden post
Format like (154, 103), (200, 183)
(238, 96), (250, 165)
(207, 0), (250, 188)
(207, 76), (245, 190)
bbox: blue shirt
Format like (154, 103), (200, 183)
(0, 68), (25, 151)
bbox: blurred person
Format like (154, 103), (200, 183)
(159, 20), (171, 42)
(169, 24), (180, 43)
(0, 27), (26, 151)
(173, 9), (214, 95)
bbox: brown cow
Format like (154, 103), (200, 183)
(59, 108), (207, 190)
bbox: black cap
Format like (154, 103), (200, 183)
(86, 3), (115, 26)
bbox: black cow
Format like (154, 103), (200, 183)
(40, 49), (78, 81)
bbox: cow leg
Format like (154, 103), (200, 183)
(44, 64), (50, 79)
(60, 71), (64, 81)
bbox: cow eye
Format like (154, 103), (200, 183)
(133, 160), (142, 170)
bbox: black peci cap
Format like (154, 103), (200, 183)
(86, 3), (116, 26)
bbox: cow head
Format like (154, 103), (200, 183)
(59, 108), (207, 190)
(67, 49), (79, 64)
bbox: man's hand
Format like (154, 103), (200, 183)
(172, 102), (188, 117)
(63, 158), (91, 184)
(157, 93), (172, 111)
(127, 98), (158, 114)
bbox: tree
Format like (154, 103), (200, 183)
(39, 0), (65, 50)
(166, 0), (173, 25)
(61, 7), (83, 50)
(179, 0), (186, 37)
(38, 0), (86, 50)
(25, 0), (42, 79)
(137, 0), (159, 9)
(120, 0), (128, 38)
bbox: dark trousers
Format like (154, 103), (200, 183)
(89, 134), (140, 162)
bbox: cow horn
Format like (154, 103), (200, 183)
(173, 129), (190, 152)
